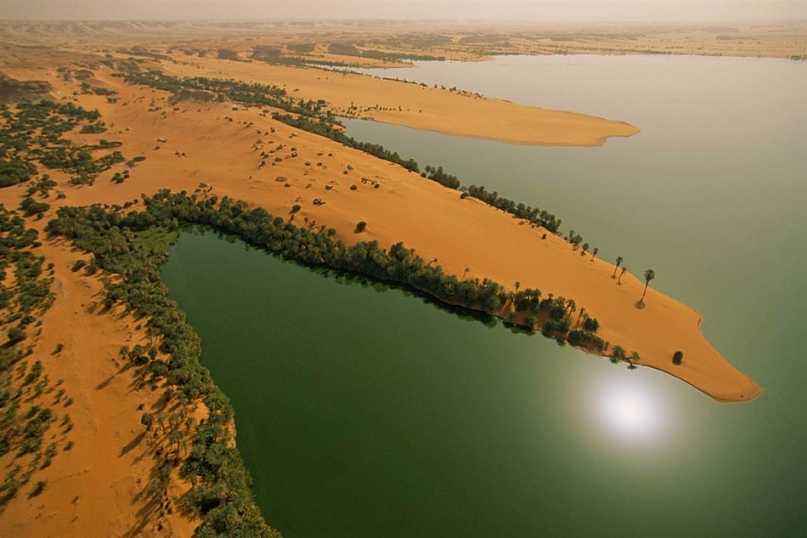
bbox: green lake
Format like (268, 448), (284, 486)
(162, 55), (806, 537)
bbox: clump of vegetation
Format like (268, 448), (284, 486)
(0, 159), (36, 188)
(28, 480), (46, 498)
(79, 122), (107, 134)
(0, 100), (127, 188)
(0, 74), (52, 104)
(19, 197), (50, 218)
(217, 49), (240, 61)
(354, 220), (367, 233)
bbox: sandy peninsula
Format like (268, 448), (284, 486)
(161, 53), (639, 146)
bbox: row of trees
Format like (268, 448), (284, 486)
(465, 184), (562, 233)
(271, 112), (421, 172)
(327, 42), (445, 62)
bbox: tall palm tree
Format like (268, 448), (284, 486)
(591, 247), (599, 261)
(612, 256), (623, 278)
(576, 307), (586, 328)
(638, 269), (656, 306)
(617, 266), (627, 285)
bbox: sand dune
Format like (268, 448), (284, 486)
(162, 55), (639, 146)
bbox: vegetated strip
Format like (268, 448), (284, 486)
(1, 206), (58, 508)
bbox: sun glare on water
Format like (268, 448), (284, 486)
(599, 384), (662, 440)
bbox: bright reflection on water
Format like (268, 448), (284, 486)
(598, 382), (661, 440)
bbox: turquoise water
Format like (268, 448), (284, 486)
(162, 55), (806, 537)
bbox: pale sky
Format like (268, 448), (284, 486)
(1, 0), (805, 23)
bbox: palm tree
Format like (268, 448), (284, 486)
(612, 256), (623, 278)
(617, 266), (627, 285)
(627, 352), (640, 370)
(576, 307), (586, 328)
(591, 247), (598, 261)
(638, 269), (656, 307)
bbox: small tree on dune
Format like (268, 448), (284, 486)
(617, 266), (627, 285)
(576, 307), (586, 328)
(637, 269), (656, 308)
(612, 256), (623, 278)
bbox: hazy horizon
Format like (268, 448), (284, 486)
(2, 0), (805, 24)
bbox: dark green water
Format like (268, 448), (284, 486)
(162, 56), (806, 537)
